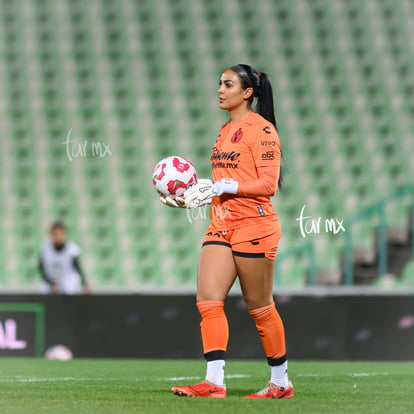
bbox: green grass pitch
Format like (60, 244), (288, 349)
(0, 359), (413, 414)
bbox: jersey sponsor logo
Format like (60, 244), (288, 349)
(261, 151), (275, 160)
(230, 128), (243, 143)
(211, 148), (240, 169)
(262, 126), (272, 134)
(260, 140), (276, 146)
(212, 162), (238, 169)
(211, 149), (241, 161)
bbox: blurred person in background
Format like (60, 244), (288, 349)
(39, 222), (91, 294)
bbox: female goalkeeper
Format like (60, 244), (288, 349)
(163, 64), (293, 399)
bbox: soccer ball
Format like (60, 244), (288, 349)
(45, 344), (73, 361)
(152, 156), (197, 197)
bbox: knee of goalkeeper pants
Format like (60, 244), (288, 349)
(196, 300), (229, 355)
(248, 302), (286, 360)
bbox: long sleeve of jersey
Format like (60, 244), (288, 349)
(237, 165), (279, 197)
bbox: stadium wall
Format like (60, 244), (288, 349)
(0, 294), (413, 360)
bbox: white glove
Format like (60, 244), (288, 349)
(212, 178), (239, 196)
(159, 194), (185, 208)
(184, 179), (215, 209)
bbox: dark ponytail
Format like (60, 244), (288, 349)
(256, 73), (278, 131)
(229, 64), (284, 188)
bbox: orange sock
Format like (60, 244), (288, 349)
(196, 300), (229, 357)
(249, 302), (287, 364)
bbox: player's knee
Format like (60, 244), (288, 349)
(243, 295), (273, 310)
(196, 294), (224, 302)
(196, 294), (207, 302)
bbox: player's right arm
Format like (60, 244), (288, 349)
(38, 254), (58, 293)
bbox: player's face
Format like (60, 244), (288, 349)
(218, 69), (253, 111)
(51, 228), (66, 245)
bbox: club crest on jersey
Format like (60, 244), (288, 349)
(231, 128), (243, 144)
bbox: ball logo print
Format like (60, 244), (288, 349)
(172, 157), (191, 173)
(230, 128), (243, 143)
(152, 156), (197, 197)
(167, 179), (188, 195)
(152, 162), (167, 185)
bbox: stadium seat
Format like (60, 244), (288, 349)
(0, 0), (413, 289)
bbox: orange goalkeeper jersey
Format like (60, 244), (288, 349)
(210, 111), (281, 230)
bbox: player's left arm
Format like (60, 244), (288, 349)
(237, 165), (279, 197)
(72, 255), (91, 294)
(212, 166), (279, 197)
(213, 125), (281, 197)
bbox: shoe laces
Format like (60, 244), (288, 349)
(256, 382), (279, 396)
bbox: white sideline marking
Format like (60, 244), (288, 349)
(296, 372), (390, 378)
(18, 377), (79, 382)
(4, 373), (389, 383)
(164, 374), (250, 382)
(0, 377), (83, 383)
(0, 376), (123, 383)
(163, 376), (201, 381)
(0, 374), (251, 383)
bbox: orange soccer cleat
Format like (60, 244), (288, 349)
(244, 381), (294, 399)
(171, 380), (227, 398)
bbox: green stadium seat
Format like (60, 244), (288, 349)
(0, 0), (413, 289)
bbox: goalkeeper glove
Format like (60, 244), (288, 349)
(184, 178), (239, 208)
(159, 194), (186, 208)
(184, 179), (215, 209)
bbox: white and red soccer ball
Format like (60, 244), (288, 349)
(152, 156), (197, 197)
(45, 344), (73, 361)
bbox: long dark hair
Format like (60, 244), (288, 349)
(229, 64), (284, 188)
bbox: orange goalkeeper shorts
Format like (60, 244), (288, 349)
(202, 217), (281, 261)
